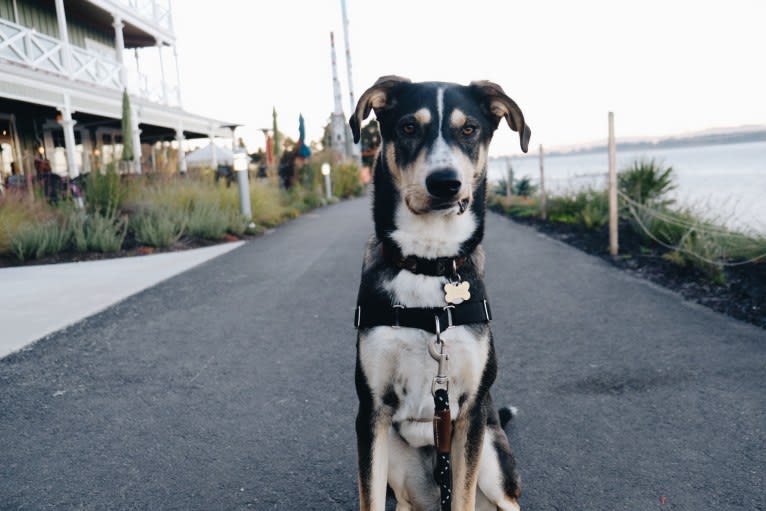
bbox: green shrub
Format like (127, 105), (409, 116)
(576, 190), (609, 230)
(547, 189), (608, 229)
(65, 209), (88, 252)
(85, 166), (131, 216)
(514, 176), (537, 197)
(186, 202), (229, 240)
(332, 162), (364, 198)
(85, 212), (127, 253)
(0, 194), (56, 255)
(10, 220), (69, 261)
(131, 205), (186, 248)
(225, 209), (248, 236)
(618, 158), (675, 206)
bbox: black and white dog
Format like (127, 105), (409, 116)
(351, 76), (531, 511)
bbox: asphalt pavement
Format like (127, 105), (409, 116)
(1, 197), (764, 510)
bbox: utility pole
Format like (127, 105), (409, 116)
(340, 0), (361, 164)
(329, 32), (347, 160)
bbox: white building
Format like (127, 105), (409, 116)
(0, 0), (231, 180)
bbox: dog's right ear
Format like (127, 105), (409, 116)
(349, 75), (411, 143)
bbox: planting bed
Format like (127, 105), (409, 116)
(501, 213), (765, 330)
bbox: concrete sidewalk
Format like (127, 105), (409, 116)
(0, 241), (244, 359)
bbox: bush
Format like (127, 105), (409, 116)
(547, 189), (609, 230)
(618, 158), (675, 206)
(84, 212), (127, 253)
(514, 176), (537, 197)
(131, 205), (186, 248)
(85, 166), (131, 216)
(0, 194), (55, 255)
(332, 162), (364, 198)
(185, 202), (230, 240)
(10, 220), (69, 261)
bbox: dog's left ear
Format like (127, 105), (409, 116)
(470, 81), (531, 153)
(350, 75), (411, 143)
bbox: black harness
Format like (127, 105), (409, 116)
(354, 300), (492, 332)
(354, 246), (492, 511)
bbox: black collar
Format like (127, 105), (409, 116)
(354, 300), (492, 333)
(381, 242), (468, 278)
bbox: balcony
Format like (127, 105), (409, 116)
(108, 0), (173, 33)
(0, 17), (178, 107)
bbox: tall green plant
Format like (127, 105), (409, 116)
(618, 158), (675, 205)
(121, 89), (134, 163)
(85, 166), (129, 216)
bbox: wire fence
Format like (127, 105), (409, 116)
(618, 190), (766, 267)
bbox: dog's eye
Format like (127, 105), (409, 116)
(401, 123), (417, 135)
(462, 125), (476, 136)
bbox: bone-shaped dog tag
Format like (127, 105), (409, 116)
(444, 281), (470, 305)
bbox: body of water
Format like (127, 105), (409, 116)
(488, 141), (766, 233)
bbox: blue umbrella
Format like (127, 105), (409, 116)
(297, 114), (311, 158)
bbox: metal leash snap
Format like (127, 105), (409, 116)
(429, 316), (449, 395)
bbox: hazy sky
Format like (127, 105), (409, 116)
(170, 0), (765, 156)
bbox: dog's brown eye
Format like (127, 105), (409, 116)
(462, 126), (476, 136)
(402, 123), (416, 135)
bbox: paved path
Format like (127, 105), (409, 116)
(0, 198), (764, 510)
(0, 242), (244, 358)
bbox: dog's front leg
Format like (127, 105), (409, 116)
(356, 403), (390, 511)
(450, 406), (486, 510)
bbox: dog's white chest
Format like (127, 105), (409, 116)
(359, 325), (489, 448)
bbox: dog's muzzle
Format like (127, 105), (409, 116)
(425, 168), (469, 213)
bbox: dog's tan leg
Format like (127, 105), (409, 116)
(450, 413), (485, 510)
(357, 414), (390, 511)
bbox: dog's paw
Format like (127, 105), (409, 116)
(498, 406), (518, 428)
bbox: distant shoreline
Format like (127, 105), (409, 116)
(495, 128), (766, 160)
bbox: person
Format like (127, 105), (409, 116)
(35, 153), (59, 204)
(4, 163), (23, 190)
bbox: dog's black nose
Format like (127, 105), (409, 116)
(426, 169), (461, 199)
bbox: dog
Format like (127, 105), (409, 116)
(351, 76), (531, 511)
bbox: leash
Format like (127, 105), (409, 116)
(430, 316), (452, 511)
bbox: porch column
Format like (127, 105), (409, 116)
(112, 16), (127, 87)
(175, 125), (187, 174)
(131, 103), (142, 174)
(172, 45), (183, 107)
(59, 96), (79, 179)
(209, 131), (218, 169)
(80, 130), (92, 174)
(157, 42), (168, 105)
(54, 0), (74, 76)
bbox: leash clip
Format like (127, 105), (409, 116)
(429, 321), (449, 395)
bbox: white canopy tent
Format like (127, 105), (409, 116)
(185, 143), (234, 168)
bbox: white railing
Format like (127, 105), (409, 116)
(127, 70), (179, 107)
(0, 17), (177, 107)
(114, 0), (172, 31)
(71, 45), (122, 89)
(0, 20), (65, 74)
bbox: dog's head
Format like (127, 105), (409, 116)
(350, 76), (530, 216)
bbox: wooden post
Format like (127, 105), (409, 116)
(539, 144), (546, 220)
(608, 111), (618, 256)
(505, 156), (512, 197)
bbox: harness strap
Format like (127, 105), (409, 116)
(353, 300), (492, 332)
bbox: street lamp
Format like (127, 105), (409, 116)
(321, 162), (332, 200)
(233, 151), (255, 229)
